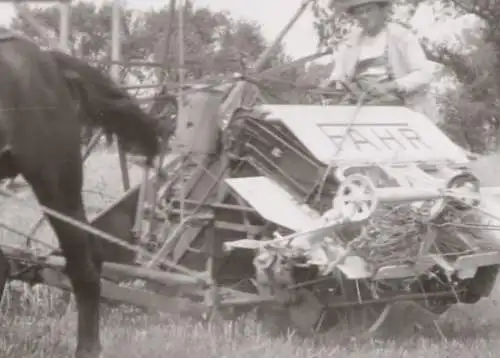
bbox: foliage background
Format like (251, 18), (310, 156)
(11, 0), (500, 153)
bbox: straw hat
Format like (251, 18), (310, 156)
(334, 0), (394, 13)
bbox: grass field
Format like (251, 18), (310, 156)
(2, 147), (500, 358)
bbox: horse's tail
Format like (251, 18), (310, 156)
(47, 50), (160, 164)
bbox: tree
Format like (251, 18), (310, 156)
(430, 0), (500, 152)
(11, 0), (289, 83)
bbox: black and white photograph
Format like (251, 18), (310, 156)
(0, 0), (498, 357)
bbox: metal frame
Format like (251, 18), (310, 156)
(0, 0), (476, 337)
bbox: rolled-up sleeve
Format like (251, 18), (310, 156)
(393, 31), (434, 94)
(321, 43), (351, 89)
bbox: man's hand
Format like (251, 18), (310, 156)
(366, 81), (401, 96)
(318, 79), (346, 101)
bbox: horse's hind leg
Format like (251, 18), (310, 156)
(26, 169), (102, 358)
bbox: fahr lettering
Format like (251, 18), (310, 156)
(397, 128), (432, 150)
(325, 125), (431, 152)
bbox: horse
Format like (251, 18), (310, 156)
(0, 33), (160, 357)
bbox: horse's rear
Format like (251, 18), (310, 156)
(0, 35), (160, 358)
(0, 35), (76, 176)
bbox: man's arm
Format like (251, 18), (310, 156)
(319, 61), (342, 89)
(319, 39), (354, 89)
(392, 30), (434, 94)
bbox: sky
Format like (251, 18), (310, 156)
(0, 0), (482, 60)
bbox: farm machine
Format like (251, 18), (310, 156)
(1, 0), (500, 340)
(130, 94), (500, 335)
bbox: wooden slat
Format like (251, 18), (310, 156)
(39, 268), (205, 317)
(3, 245), (207, 289)
(172, 160), (225, 263)
(44, 255), (207, 288)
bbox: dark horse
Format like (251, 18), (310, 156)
(0, 34), (160, 357)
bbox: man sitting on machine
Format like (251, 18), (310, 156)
(320, 0), (437, 121)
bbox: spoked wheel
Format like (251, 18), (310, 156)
(284, 289), (392, 338)
(332, 276), (393, 339)
(335, 303), (392, 338)
(281, 275), (394, 339)
(287, 288), (328, 335)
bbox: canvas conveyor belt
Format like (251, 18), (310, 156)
(225, 112), (337, 212)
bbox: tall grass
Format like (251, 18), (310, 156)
(1, 148), (500, 357)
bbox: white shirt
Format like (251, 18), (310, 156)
(357, 29), (388, 61)
(356, 30), (389, 78)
